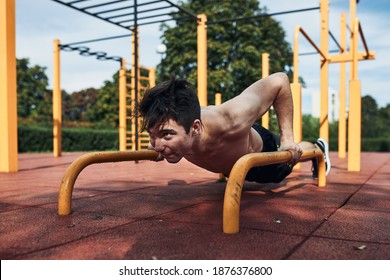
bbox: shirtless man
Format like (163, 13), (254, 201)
(138, 73), (330, 183)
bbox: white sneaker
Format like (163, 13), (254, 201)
(315, 138), (331, 176)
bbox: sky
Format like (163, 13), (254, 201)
(15, 0), (390, 116)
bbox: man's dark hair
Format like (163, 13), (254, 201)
(137, 75), (201, 134)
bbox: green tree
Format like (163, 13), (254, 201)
(159, 0), (293, 103)
(86, 72), (120, 128)
(361, 95), (381, 138)
(302, 114), (319, 141)
(17, 58), (52, 125)
(63, 88), (99, 126)
(378, 103), (390, 137)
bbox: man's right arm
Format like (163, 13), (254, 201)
(218, 72), (302, 163)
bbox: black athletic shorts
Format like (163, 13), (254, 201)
(245, 123), (292, 183)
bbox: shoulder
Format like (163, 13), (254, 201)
(201, 104), (251, 139)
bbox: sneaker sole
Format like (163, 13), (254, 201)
(317, 138), (331, 176)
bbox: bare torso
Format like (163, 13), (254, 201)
(184, 106), (264, 175)
(148, 73), (302, 174)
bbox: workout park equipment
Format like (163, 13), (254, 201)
(57, 148), (325, 234)
(0, 0), (374, 232)
(1, 0), (374, 173)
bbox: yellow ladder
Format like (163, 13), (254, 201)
(124, 67), (155, 151)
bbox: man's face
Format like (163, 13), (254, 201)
(147, 118), (193, 163)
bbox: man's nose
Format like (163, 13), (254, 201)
(153, 139), (164, 152)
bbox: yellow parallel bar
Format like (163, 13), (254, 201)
(58, 150), (159, 215)
(0, 0), (18, 172)
(223, 149), (326, 234)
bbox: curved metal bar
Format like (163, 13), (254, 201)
(223, 148), (326, 234)
(58, 150), (159, 215)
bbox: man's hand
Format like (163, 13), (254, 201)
(279, 141), (302, 166)
(148, 144), (165, 161)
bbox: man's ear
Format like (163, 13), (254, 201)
(191, 119), (202, 136)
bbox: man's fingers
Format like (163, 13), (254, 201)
(287, 149), (302, 166)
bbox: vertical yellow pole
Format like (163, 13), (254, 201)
(261, 53), (269, 129)
(292, 26), (300, 85)
(130, 31), (136, 151)
(215, 93), (226, 182)
(319, 0), (329, 142)
(197, 14), (208, 106)
(53, 39), (62, 157)
(348, 19), (361, 172)
(0, 0), (18, 172)
(119, 60), (126, 151)
(349, 0), (357, 82)
(136, 56), (142, 150)
(291, 28), (302, 169)
(291, 26), (302, 146)
(338, 14), (347, 159)
(149, 67), (156, 88)
(215, 93), (222, 105)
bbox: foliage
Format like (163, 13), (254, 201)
(18, 125), (118, 152)
(84, 72), (120, 129)
(159, 0), (293, 103)
(362, 95), (390, 138)
(362, 138), (390, 152)
(302, 114), (320, 141)
(63, 87), (98, 124)
(17, 58), (52, 125)
(14, 0), (390, 153)
(17, 125), (53, 153)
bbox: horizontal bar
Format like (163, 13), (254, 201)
(105, 0), (166, 19)
(164, 0), (197, 19)
(124, 15), (193, 28)
(115, 11), (178, 25)
(208, 6), (320, 25)
(51, 0), (128, 30)
(67, 0), (88, 4)
(329, 51), (375, 63)
(58, 150), (159, 215)
(96, 2), (170, 16)
(81, 0), (130, 11)
(62, 34), (130, 46)
(223, 148), (326, 234)
(299, 49), (340, 56)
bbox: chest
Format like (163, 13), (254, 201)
(185, 131), (262, 174)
